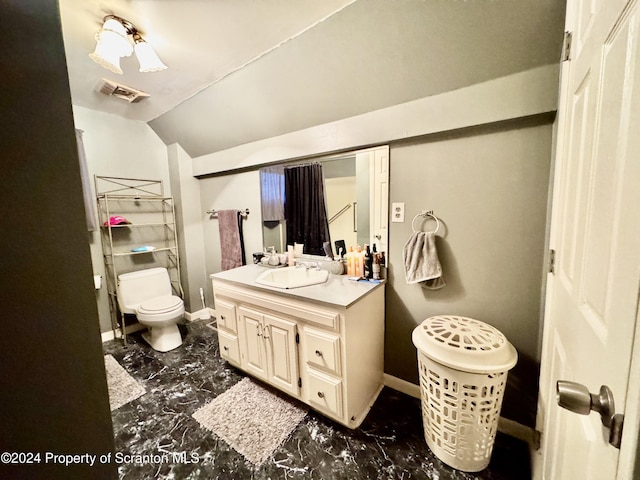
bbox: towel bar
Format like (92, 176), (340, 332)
(207, 208), (250, 218)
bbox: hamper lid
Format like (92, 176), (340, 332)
(412, 315), (517, 373)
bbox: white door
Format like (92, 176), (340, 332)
(370, 146), (389, 254)
(535, 0), (640, 478)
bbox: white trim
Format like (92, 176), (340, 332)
(383, 373), (421, 399)
(184, 308), (214, 322)
(617, 286), (640, 479)
(100, 322), (145, 343)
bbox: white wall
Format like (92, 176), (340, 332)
(72, 106), (171, 333)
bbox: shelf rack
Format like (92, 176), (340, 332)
(95, 176), (183, 344)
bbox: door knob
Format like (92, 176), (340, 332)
(556, 381), (614, 424)
(556, 380), (624, 448)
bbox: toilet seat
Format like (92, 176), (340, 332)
(136, 295), (184, 325)
(138, 295), (183, 314)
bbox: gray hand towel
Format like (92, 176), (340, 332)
(402, 231), (446, 290)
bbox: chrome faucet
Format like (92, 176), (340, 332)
(295, 260), (320, 270)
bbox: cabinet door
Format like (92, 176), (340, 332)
(217, 329), (240, 365)
(306, 368), (343, 419)
(215, 299), (237, 333)
(238, 307), (268, 381)
(264, 314), (299, 396)
(303, 327), (341, 376)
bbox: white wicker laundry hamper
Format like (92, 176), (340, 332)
(412, 316), (517, 472)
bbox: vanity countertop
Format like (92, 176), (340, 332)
(210, 264), (384, 308)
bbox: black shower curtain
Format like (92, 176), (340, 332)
(284, 163), (331, 256)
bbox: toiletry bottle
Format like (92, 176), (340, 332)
(372, 244), (378, 278)
(355, 245), (364, 278)
(373, 253), (380, 280)
(346, 246), (354, 276)
(363, 244), (371, 279)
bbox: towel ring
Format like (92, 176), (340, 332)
(411, 211), (440, 234)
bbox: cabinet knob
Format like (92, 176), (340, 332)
(315, 350), (323, 357)
(220, 315), (225, 320)
(317, 391), (325, 399)
(223, 346), (228, 351)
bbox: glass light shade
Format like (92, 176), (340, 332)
(89, 32), (124, 74)
(134, 40), (168, 72)
(88, 18), (133, 74)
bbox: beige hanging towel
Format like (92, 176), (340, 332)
(402, 231), (446, 290)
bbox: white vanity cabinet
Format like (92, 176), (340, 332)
(211, 267), (385, 429)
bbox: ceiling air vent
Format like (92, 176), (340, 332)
(97, 78), (150, 103)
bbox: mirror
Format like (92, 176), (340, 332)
(261, 145), (389, 258)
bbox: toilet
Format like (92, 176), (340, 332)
(117, 267), (185, 352)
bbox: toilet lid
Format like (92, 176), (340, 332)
(138, 295), (183, 313)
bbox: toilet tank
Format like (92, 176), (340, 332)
(117, 267), (172, 313)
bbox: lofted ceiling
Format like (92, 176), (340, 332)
(59, 0), (566, 159)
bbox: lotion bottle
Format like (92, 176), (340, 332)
(355, 245), (364, 277)
(346, 246), (354, 276)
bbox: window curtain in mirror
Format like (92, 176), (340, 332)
(75, 129), (97, 231)
(284, 163), (331, 256)
(260, 165), (285, 222)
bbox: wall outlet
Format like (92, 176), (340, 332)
(391, 202), (405, 222)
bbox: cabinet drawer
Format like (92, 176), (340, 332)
(306, 368), (343, 419)
(218, 329), (240, 365)
(303, 328), (341, 376)
(215, 299), (237, 333)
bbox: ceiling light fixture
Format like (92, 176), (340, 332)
(89, 15), (167, 74)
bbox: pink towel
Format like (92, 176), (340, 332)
(217, 210), (245, 271)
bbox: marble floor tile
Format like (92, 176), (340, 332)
(103, 320), (531, 479)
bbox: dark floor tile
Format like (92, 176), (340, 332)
(104, 320), (531, 479)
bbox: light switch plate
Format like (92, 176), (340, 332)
(392, 202), (405, 222)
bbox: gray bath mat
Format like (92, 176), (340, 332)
(104, 354), (146, 411)
(192, 377), (307, 466)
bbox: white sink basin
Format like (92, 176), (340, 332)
(255, 266), (329, 289)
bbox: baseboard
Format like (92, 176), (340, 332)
(101, 322), (146, 343)
(383, 373), (537, 447)
(185, 307), (214, 322)
(383, 373), (421, 399)
(498, 417), (540, 449)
